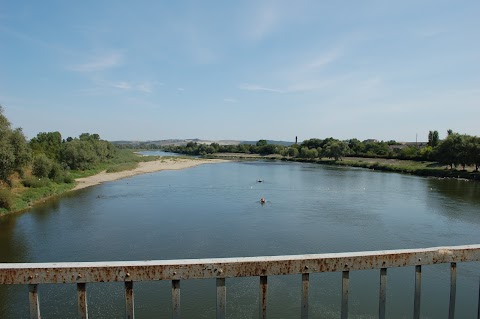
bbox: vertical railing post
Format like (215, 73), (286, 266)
(341, 271), (349, 319)
(28, 284), (40, 319)
(301, 273), (309, 319)
(259, 276), (268, 319)
(477, 277), (479, 319)
(449, 263), (456, 319)
(125, 281), (134, 319)
(379, 268), (387, 319)
(414, 265), (422, 319)
(216, 278), (226, 319)
(172, 280), (181, 319)
(77, 283), (88, 319)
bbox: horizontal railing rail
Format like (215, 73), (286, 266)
(1, 244), (480, 319)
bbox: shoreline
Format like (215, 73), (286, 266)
(0, 158), (229, 217)
(73, 158), (229, 191)
(206, 154), (479, 181)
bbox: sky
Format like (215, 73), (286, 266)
(0, 1), (479, 142)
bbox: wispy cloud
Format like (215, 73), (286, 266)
(111, 81), (131, 90)
(70, 52), (124, 73)
(239, 83), (283, 93)
(246, 2), (282, 41)
(77, 79), (160, 96)
(307, 48), (343, 70)
(240, 1), (312, 43)
(136, 82), (155, 93)
(109, 80), (160, 93)
(286, 76), (349, 93)
(223, 98), (238, 103)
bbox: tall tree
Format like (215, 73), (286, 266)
(435, 133), (464, 169)
(466, 135), (480, 171)
(30, 131), (62, 160)
(432, 131), (439, 147)
(428, 131), (439, 147)
(0, 106), (31, 184)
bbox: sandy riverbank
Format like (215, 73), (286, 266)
(73, 158), (228, 191)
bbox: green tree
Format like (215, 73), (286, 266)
(256, 139), (268, 147)
(432, 131), (439, 147)
(466, 136), (480, 171)
(0, 106), (31, 184)
(288, 147), (299, 157)
(428, 131), (440, 147)
(32, 154), (52, 178)
(61, 139), (98, 170)
(30, 131), (62, 160)
(435, 132), (464, 169)
(0, 142), (15, 184)
(258, 144), (277, 155)
(323, 141), (349, 161)
(301, 138), (323, 149)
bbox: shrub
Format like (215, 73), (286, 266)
(0, 188), (14, 210)
(63, 173), (74, 184)
(32, 154), (52, 178)
(22, 177), (51, 188)
(106, 163), (138, 173)
(48, 162), (63, 181)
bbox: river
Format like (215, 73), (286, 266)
(1, 161), (479, 318)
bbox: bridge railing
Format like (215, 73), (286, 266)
(1, 244), (480, 319)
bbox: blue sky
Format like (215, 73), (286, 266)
(1, 1), (479, 142)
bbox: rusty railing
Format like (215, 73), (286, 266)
(1, 244), (480, 319)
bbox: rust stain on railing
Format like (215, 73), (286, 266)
(1, 244), (479, 318)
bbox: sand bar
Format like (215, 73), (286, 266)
(73, 158), (228, 191)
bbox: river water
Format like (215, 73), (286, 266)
(1, 161), (479, 318)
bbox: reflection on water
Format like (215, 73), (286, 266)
(1, 162), (480, 318)
(428, 178), (480, 204)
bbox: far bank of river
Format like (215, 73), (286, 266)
(207, 153), (480, 181)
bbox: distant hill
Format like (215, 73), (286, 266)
(111, 139), (294, 146)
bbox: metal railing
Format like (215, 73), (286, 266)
(1, 244), (480, 319)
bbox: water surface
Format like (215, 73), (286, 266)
(1, 161), (479, 318)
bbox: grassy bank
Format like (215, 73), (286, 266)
(207, 153), (480, 181)
(0, 150), (169, 216)
(285, 157), (480, 180)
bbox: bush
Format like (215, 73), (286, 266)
(32, 154), (52, 178)
(48, 162), (63, 181)
(0, 188), (14, 210)
(22, 177), (51, 188)
(106, 163), (138, 173)
(63, 173), (74, 184)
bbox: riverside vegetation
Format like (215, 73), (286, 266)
(2, 103), (480, 214)
(0, 106), (162, 215)
(129, 132), (480, 180)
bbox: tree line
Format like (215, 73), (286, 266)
(160, 132), (480, 171)
(1, 106), (117, 209)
